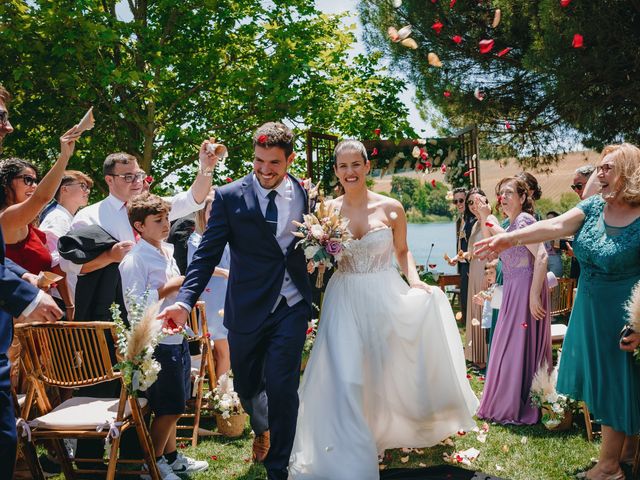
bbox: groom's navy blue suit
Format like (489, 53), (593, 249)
(176, 172), (312, 480)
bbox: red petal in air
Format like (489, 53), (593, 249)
(226, 177), (233, 183)
(257, 134), (268, 144)
(479, 39), (495, 54)
(521, 322), (528, 328)
(431, 179), (437, 188)
(432, 21), (444, 34)
(374, 128), (381, 136)
(412, 139), (419, 144)
(145, 175), (154, 184)
(372, 148), (378, 156)
(463, 168), (476, 177)
(497, 47), (512, 57)
(572, 33), (584, 48)
(485, 222), (494, 227)
(443, 90), (451, 98)
(450, 0), (456, 7)
(441, 164), (447, 173)
(452, 35), (462, 44)
(560, 0), (571, 6)
(505, 121), (512, 130)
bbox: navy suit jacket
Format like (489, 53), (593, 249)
(176, 173), (313, 334)
(0, 226), (39, 355)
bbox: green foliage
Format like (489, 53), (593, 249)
(0, 1), (415, 194)
(358, 0), (640, 170)
(536, 193), (579, 217)
(390, 175), (453, 219)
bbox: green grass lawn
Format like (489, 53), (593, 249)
(176, 369), (600, 480)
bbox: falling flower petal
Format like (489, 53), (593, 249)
(479, 39), (495, 54)
(452, 35), (462, 44)
(432, 21), (444, 34)
(466, 374), (472, 379)
(211, 455), (218, 460)
(387, 26), (400, 42)
(428, 52), (443, 67)
(521, 322), (528, 328)
(492, 9), (501, 28)
(450, 0), (456, 7)
(145, 175), (154, 184)
(485, 222), (494, 227)
(560, 0), (571, 6)
(457, 430), (466, 436)
(479, 375), (485, 381)
(372, 148), (378, 156)
(401, 37), (418, 49)
(397, 25), (412, 40)
(471, 318), (480, 326)
(393, 0), (402, 7)
(497, 47), (512, 57)
(505, 121), (512, 130)
(441, 164), (447, 173)
(412, 146), (421, 158)
(463, 168), (476, 177)
(431, 179), (437, 188)
(257, 134), (268, 144)
(226, 177), (233, 183)
(455, 311), (462, 320)
(374, 128), (381, 136)
(443, 90), (451, 98)
(572, 33), (584, 48)
(474, 87), (485, 101)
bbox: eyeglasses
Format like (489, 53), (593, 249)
(596, 164), (614, 174)
(452, 198), (465, 205)
(107, 171), (146, 183)
(498, 191), (515, 199)
(65, 182), (90, 192)
(14, 174), (38, 186)
(570, 183), (583, 191)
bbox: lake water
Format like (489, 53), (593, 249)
(406, 222), (458, 275)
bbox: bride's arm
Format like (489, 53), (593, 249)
(388, 200), (431, 292)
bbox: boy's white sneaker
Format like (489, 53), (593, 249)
(168, 452), (209, 474)
(141, 457), (180, 480)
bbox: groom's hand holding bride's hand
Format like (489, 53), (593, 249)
(157, 304), (189, 334)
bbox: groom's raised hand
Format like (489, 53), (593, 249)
(157, 304), (189, 334)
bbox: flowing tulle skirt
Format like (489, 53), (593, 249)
(289, 268), (478, 480)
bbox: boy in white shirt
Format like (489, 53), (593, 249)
(119, 193), (208, 479)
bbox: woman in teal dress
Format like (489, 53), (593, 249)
(475, 143), (640, 480)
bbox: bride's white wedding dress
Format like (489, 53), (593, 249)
(289, 227), (479, 480)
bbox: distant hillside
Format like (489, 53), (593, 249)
(373, 150), (600, 203)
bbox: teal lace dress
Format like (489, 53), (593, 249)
(557, 195), (640, 434)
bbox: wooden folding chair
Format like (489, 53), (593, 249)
(549, 278), (576, 317)
(14, 321), (160, 480)
(176, 301), (217, 446)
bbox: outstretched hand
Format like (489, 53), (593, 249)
(410, 281), (432, 294)
(157, 304), (188, 335)
(474, 233), (513, 260)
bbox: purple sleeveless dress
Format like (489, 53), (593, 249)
(477, 212), (552, 424)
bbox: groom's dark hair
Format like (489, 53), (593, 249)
(253, 122), (294, 157)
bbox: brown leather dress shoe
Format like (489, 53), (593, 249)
(252, 430), (270, 463)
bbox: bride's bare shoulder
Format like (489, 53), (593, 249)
(325, 196), (344, 211)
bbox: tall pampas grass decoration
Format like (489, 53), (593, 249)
(624, 280), (640, 333)
(125, 301), (162, 362)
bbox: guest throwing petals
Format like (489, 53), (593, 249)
(475, 144), (640, 480)
(476, 176), (551, 425)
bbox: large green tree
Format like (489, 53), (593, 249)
(0, 0), (415, 192)
(359, 0), (640, 169)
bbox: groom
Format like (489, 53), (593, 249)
(159, 122), (312, 480)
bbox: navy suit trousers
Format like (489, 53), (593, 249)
(0, 355), (16, 480)
(228, 299), (310, 480)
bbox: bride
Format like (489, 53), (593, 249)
(288, 140), (479, 479)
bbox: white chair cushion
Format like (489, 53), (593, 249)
(191, 354), (202, 375)
(551, 323), (568, 342)
(33, 396), (147, 430)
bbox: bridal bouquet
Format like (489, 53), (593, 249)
(529, 361), (577, 429)
(110, 292), (163, 397)
(292, 200), (352, 287)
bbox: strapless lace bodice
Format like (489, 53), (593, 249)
(337, 227), (394, 274)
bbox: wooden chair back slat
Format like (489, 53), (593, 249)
(549, 278), (576, 317)
(15, 322), (119, 387)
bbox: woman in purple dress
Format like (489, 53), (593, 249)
(476, 176), (552, 424)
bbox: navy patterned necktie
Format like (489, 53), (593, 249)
(266, 190), (278, 235)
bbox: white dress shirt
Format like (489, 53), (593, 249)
(119, 239), (182, 344)
(252, 174), (304, 309)
(40, 204), (75, 299)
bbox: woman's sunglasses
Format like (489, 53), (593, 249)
(14, 174), (38, 186)
(452, 198), (465, 205)
(570, 183), (583, 192)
